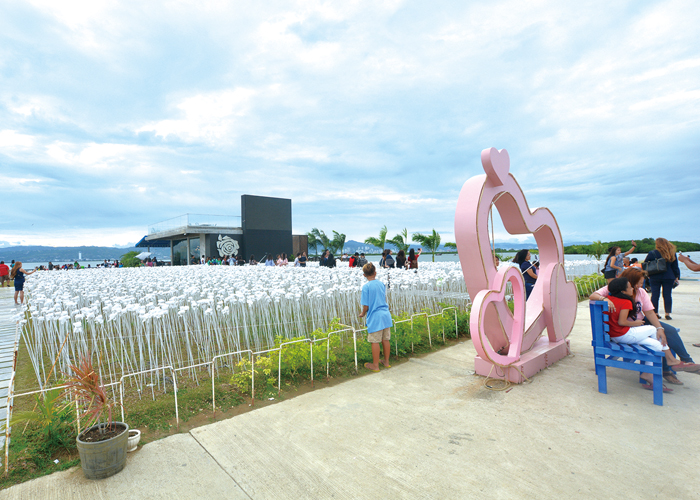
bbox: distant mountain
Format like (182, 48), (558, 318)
(0, 245), (170, 262)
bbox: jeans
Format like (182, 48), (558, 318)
(525, 282), (534, 299)
(650, 277), (675, 314)
(644, 319), (694, 372)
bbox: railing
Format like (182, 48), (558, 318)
(5, 303), (462, 460)
(148, 214), (242, 235)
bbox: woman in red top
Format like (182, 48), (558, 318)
(606, 277), (683, 389)
(407, 248), (422, 270)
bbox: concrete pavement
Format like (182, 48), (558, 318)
(4, 279), (700, 499)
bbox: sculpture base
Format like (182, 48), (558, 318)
(474, 338), (570, 384)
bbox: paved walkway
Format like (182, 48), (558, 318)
(3, 280), (700, 499)
(0, 287), (20, 458)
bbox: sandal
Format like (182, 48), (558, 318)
(640, 381), (673, 393)
(665, 314), (672, 320)
(663, 373), (683, 385)
(363, 362), (380, 373)
(694, 343), (700, 348)
(380, 361), (392, 368)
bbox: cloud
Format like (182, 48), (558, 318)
(1, 0), (699, 247)
(137, 88), (257, 144)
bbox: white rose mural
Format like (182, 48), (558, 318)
(217, 235), (239, 257)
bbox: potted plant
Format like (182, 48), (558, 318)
(64, 354), (129, 479)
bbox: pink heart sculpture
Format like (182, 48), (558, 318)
(541, 262), (578, 342)
(470, 265), (525, 366)
(454, 147), (577, 375)
(481, 147), (510, 186)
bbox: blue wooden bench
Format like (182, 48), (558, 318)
(589, 301), (664, 406)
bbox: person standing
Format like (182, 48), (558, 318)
(356, 253), (368, 267)
(645, 238), (681, 320)
(299, 251), (308, 267)
(359, 263), (393, 372)
(407, 248), (422, 271)
(326, 252), (337, 268)
(513, 249), (537, 299)
(0, 261), (10, 287)
(383, 249), (395, 268)
(395, 250), (406, 270)
(10, 262), (37, 305)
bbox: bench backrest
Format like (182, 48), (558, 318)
(589, 301), (611, 346)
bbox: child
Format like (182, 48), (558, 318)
(605, 277), (683, 390)
(359, 263), (393, 372)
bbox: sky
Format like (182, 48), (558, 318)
(1, 0), (699, 248)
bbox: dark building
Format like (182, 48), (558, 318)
(136, 195), (305, 265)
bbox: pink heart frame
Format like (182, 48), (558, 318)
(470, 265), (525, 366)
(454, 147), (577, 369)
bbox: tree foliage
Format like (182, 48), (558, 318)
(309, 228), (331, 254)
(364, 225), (388, 251)
(331, 231), (346, 255)
(565, 238), (700, 255)
(412, 229), (442, 262)
(120, 251), (141, 267)
(387, 228), (410, 253)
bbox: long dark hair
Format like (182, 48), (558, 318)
(513, 249), (529, 265)
(607, 277), (633, 309)
(604, 247), (620, 267)
(408, 248), (415, 258)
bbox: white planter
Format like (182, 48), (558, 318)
(127, 429), (141, 452)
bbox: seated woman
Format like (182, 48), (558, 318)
(590, 268), (699, 384)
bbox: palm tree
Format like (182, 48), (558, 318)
(364, 225), (388, 252)
(587, 240), (607, 272)
(387, 228), (410, 253)
(412, 229), (442, 262)
(306, 232), (320, 257)
(310, 228), (331, 254)
(331, 231), (346, 255)
(444, 242), (457, 251)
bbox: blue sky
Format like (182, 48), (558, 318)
(1, 0), (699, 248)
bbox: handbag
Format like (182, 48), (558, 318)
(643, 257), (667, 275)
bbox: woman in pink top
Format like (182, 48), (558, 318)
(589, 267), (698, 384)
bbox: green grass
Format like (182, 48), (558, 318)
(0, 423), (79, 490)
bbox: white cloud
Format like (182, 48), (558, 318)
(0, 130), (35, 149)
(1, 0), (699, 246)
(138, 88), (257, 144)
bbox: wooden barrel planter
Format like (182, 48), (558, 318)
(76, 422), (129, 479)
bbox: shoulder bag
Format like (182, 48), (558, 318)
(643, 257), (667, 275)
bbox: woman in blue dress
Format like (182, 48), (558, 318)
(10, 261), (37, 305)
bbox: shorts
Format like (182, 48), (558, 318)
(14, 281), (23, 292)
(367, 327), (391, 343)
(604, 270), (616, 279)
(0, 275), (9, 285)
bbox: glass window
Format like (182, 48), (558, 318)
(189, 237), (200, 264)
(172, 239), (187, 266)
